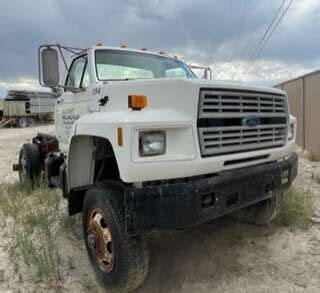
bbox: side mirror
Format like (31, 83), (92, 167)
(39, 46), (60, 88)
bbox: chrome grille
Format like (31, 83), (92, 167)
(198, 89), (288, 157)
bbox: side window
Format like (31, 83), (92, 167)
(66, 56), (88, 89)
(165, 67), (188, 79)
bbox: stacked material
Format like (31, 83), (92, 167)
(4, 90), (55, 116)
(1, 90), (55, 128)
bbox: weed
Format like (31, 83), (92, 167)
(311, 171), (320, 184)
(13, 221), (63, 282)
(0, 183), (64, 283)
(67, 257), (75, 271)
(61, 213), (73, 232)
(24, 210), (48, 230)
(61, 214), (82, 239)
(79, 276), (98, 291)
(275, 187), (313, 230)
(0, 183), (27, 220)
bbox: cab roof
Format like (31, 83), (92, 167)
(90, 45), (180, 61)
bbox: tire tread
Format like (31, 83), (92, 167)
(83, 180), (149, 292)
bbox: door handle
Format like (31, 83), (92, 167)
(99, 96), (109, 106)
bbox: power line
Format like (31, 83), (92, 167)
(246, 0), (294, 73)
(247, 0), (286, 67)
(252, 0), (294, 63)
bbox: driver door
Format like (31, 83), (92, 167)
(55, 54), (90, 151)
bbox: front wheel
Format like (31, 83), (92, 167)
(83, 181), (149, 292)
(231, 190), (284, 226)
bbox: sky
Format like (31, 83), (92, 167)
(0, 0), (319, 98)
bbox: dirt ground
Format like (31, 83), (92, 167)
(0, 125), (55, 183)
(0, 126), (319, 293)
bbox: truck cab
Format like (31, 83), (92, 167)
(15, 44), (298, 292)
(54, 46), (196, 151)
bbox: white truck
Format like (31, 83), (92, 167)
(14, 44), (298, 292)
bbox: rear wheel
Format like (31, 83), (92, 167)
(231, 190), (284, 225)
(18, 143), (41, 185)
(27, 117), (35, 127)
(17, 117), (28, 128)
(83, 181), (149, 292)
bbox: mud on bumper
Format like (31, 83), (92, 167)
(125, 153), (298, 235)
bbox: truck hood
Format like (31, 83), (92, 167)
(99, 78), (286, 123)
(187, 78), (284, 95)
(105, 78), (284, 96)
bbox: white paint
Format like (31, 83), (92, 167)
(51, 46), (295, 188)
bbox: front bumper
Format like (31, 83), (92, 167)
(125, 153), (298, 235)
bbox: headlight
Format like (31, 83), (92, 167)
(139, 131), (166, 156)
(288, 123), (294, 141)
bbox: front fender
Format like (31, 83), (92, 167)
(67, 108), (195, 188)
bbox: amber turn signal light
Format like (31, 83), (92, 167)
(117, 127), (123, 146)
(128, 95), (148, 110)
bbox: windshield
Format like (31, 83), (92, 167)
(95, 49), (197, 81)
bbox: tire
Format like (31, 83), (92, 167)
(27, 117), (35, 127)
(17, 117), (28, 128)
(231, 190), (284, 226)
(18, 143), (41, 185)
(82, 180), (149, 292)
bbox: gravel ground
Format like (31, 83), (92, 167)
(0, 126), (319, 293)
(0, 125), (55, 183)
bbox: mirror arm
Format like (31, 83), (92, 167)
(52, 87), (63, 97)
(60, 85), (85, 93)
(57, 45), (69, 72)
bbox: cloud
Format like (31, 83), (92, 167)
(288, 0), (320, 25)
(0, 78), (41, 99)
(212, 59), (314, 85)
(0, 0), (319, 91)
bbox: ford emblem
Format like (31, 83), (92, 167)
(242, 115), (260, 127)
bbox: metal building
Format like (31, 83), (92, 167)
(275, 70), (320, 159)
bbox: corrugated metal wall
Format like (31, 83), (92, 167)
(282, 78), (304, 147)
(276, 71), (320, 159)
(304, 72), (320, 159)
